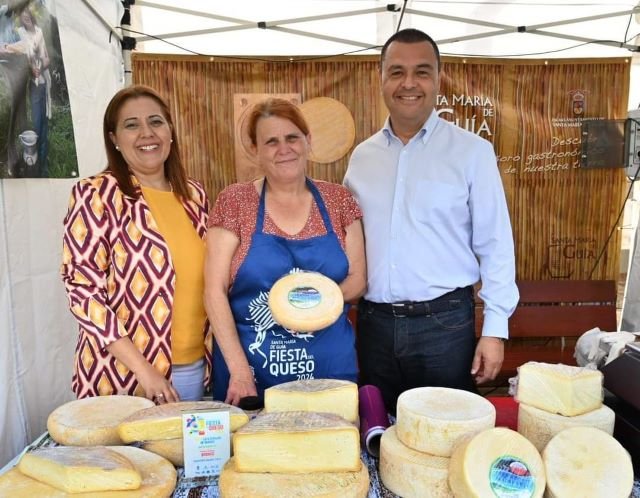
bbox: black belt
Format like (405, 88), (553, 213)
(365, 286), (473, 317)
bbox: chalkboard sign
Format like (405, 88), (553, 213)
(580, 119), (626, 169)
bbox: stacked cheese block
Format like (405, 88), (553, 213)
(515, 361), (634, 498)
(379, 387), (497, 498)
(219, 379), (369, 498)
(515, 362), (615, 452)
(0, 444), (177, 497)
(116, 400), (250, 466)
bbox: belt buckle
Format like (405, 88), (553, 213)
(391, 303), (408, 317)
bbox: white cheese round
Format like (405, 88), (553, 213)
(449, 427), (546, 498)
(543, 426), (634, 498)
(396, 387), (496, 456)
(0, 446), (176, 497)
(268, 272), (344, 332)
(47, 395), (155, 446)
(517, 402), (615, 452)
(219, 456), (369, 498)
(379, 426), (453, 498)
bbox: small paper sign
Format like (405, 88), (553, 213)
(182, 409), (230, 478)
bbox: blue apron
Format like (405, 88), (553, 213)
(213, 178), (358, 401)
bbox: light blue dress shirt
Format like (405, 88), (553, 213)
(344, 111), (518, 339)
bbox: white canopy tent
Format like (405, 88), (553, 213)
(2, 0), (640, 469)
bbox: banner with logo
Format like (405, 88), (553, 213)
(436, 58), (629, 280)
(133, 55), (629, 280)
(0, 0), (77, 178)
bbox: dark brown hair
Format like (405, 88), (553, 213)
(247, 98), (310, 146)
(103, 85), (191, 200)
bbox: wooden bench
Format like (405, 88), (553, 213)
(475, 279), (618, 383)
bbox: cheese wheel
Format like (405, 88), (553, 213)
(17, 446), (141, 493)
(268, 271), (344, 332)
(117, 401), (249, 443)
(233, 411), (361, 473)
(449, 427), (546, 498)
(516, 362), (603, 416)
(219, 456), (369, 498)
(141, 439), (184, 467)
(379, 426), (453, 498)
(396, 387), (496, 456)
(517, 402), (615, 452)
(264, 379), (358, 423)
(543, 427), (634, 498)
(47, 395), (155, 446)
(0, 446), (176, 498)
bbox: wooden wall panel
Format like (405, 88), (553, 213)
(132, 53), (630, 281)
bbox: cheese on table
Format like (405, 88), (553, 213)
(543, 426), (634, 498)
(17, 447), (141, 493)
(449, 427), (546, 498)
(379, 426), (453, 498)
(47, 395), (155, 446)
(517, 402), (615, 452)
(396, 387), (496, 457)
(515, 362), (603, 416)
(264, 379), (358, 423)
(233, 411), (361, 473)
(141, 439), (184, 467)
(219, 456), (369, 498)
(268, 271), (344, 332)
(0, 446), (177, 498)
(117, 401), (249, 443)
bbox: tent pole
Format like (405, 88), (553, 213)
(121, 0), (136, 86)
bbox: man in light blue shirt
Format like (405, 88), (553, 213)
(344, 28), (518, 414)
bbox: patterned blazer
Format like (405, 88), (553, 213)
(61, 171), (212, 398)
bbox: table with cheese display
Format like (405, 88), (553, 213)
(2, 368), (640, 497)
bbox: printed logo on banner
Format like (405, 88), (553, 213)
(570, 90), (586, 116)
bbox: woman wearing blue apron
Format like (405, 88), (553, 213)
(205, 98), (366, 404)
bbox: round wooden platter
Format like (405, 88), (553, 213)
(299, 97), (356, 164)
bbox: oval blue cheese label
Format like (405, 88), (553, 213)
(288, 286), (321, 309)
(488, 456), (535, 497)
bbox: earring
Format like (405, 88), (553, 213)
(170, 139), (173, 143)
(114, 145), (120, 151)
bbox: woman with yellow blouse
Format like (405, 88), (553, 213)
(61, 85), (211, 403)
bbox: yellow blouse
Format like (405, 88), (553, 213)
(142, 187), (206, 364)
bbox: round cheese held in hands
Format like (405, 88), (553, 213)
(268, 272), (344, 333)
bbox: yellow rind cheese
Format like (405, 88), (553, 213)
(141, 439), (184, 468)
(47, 395), (155, 446)
(379, 426), (453, 498)
(543, 427), (634, 498)
(117, 401), (249, 443)
(517, 402), (615, 452)
(396, 387), (496, 456)
(219, 457), (369, 498)
(17, 447), (141, 493)
(516, 362), (603, 416)
(264, 379), (358, 423)
(233, 411), (361, 473)
(0, 446), (177, 498)
(448, 427), (546, 498)
(268, 272), (344, 332)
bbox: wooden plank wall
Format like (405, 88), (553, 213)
(132, 53), (630, 281)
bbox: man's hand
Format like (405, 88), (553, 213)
(471, 336), (504, 384)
